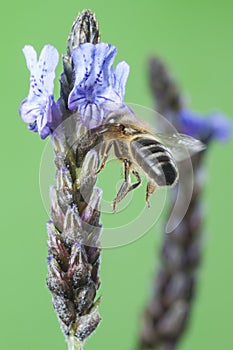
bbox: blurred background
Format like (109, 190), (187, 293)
(1, 0), (233, 349)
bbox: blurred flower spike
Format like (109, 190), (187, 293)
(19, 42), (129, 137)
(178, 109), (232, 143)
(19, 45), (61, 139)
(68, 43), (130, 129)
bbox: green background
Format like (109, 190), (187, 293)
(1, 0), (233, 349)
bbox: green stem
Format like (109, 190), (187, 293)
(67, 333), (83, 350)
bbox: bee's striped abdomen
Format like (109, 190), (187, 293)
(130, 137), (178, 186)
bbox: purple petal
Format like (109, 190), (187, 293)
(22, 45), (38, 71)
(71, 43), (117, 91)
(68, 42), (130, 129)
(96, 43), (117, 87)
(114, 61), (130, 98)
(71, 43), (95, 89)
(38, 45), (59, 94)
(28, 120), (38, 132)
(23, 45), (59, 98)
(68, 90), (87, 111)
(19, 97), (39, 123)
(209, 113), (232, 141)
(79, 103), (104, 129)
(37, 115), (51, 139)
(69, 43), (117, 108)
(46, 95), (55, 125)
(96, 86), (121, 104)
(178, 109), (203, 138)
(178, 109), (232, 143)
(20, 45), (60, 139)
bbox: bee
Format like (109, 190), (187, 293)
(76, 109), (205, 211)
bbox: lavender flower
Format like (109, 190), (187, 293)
(19, 45), (60, 139)
(68, 42), (129, 128)
(178, 109), (232, 143)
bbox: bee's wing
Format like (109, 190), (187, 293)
(155, 133), (206, 162)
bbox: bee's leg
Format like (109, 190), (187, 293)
(113, 159), (132, 213)
(146, 180), (157, 208)
(127, 169), (142, 193)
(96, 141), (113, 174)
